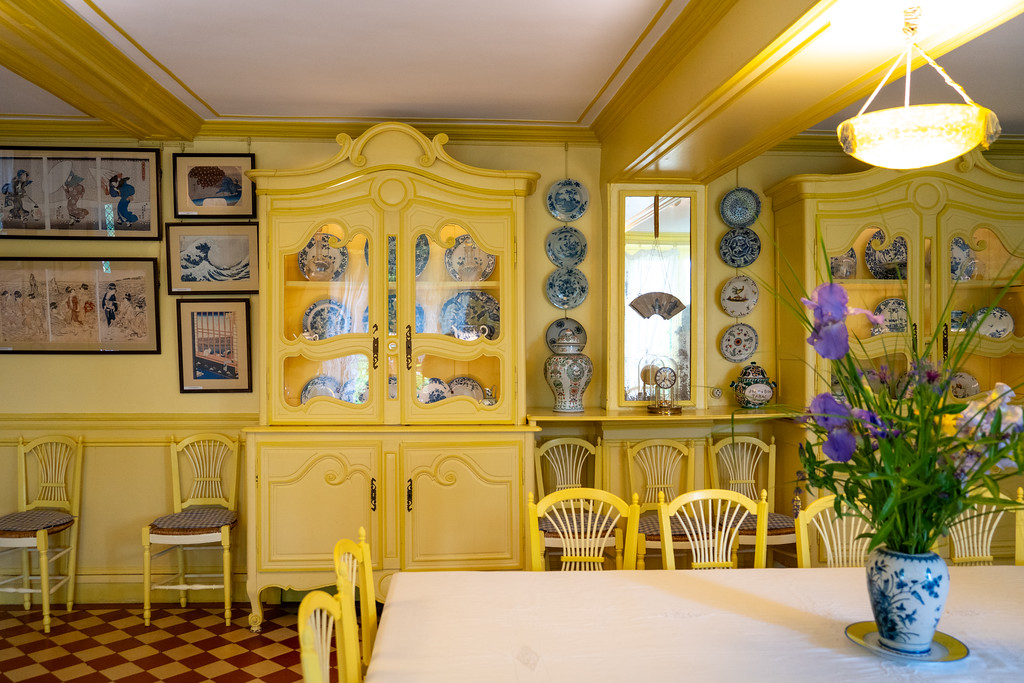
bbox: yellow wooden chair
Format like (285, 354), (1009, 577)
(948, 490), (1021, 566)
(142, 433), (240, 626)
(298, 580), (362, 683)
(0, 436), (84, 633)
(626, 438), (693, 566)
(535, 437), (602, 498)
(796, 494), (872, 568)
(528, 487), (640, 571)
(333, 527), (376, 674)
(656, 488), (768, 570)
(707, 435), (796, 561)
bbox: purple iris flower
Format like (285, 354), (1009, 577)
(853, 408), (899, 440)
(801, 283), (883, 360)
(809, 392), (856, 462)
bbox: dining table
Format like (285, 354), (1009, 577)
(365, 565), (1024, 681)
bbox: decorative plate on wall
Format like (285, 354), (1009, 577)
(546, 225), (588, 267)
(546, 179), (589, 222)
(444, 234), (496, 282)
(298, 232), (348, 281)
(719, 275), (758, 317)
(719, 227), (761, 267)
(864, 230), (907, 280)
(719, 187), (761, 228)
(720, 322), (759, 363)
(546, 266), (589, 309)
(545, 317), (587, 353)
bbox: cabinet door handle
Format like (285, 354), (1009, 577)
(405, 325), (413, 370)
(942, 322), (949, 360)
(912, 322), (918, 354)
(370, 477), (377, 512)
(372, 324), (379, 369)
(406, 478), (413, 511)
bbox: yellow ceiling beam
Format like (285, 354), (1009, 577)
(0, 1), (202, 140)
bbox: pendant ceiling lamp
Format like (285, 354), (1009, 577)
(837, 6), (1000, 170)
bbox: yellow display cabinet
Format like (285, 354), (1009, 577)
(768, 150), (1024, 409)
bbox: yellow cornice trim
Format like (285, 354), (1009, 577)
(0, 2), (202, 140)
(0, 118), (132, 140)
(591, 0), (741, 139)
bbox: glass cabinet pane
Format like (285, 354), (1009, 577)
(284, 353), (371, 406)
(414, 352), (500, 405)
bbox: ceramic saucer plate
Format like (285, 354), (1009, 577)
(417, 377), (452, 404)
(298, 232), (349, 281)
(444, 234), (496, 282)
(871, 298), (908, 336)
(363, 295), (424, 335)
(950, 309), (968, 331)
(950, 372), (981, 399)
(720, 322), (758, 363)
(449, 376), (484, 401)
(720, 275), (758, 317)
(302, 299), (351, 340)
(864, 230), (908, 280)
(968, 306), (1014, 338)
(339, 377), (369, 404)
(546, 225), (587, 267)
(830, 248), (857, 279)
(845, 622), (968, 663)
(719, 187), (761, 229)
(546, 178), (589, 222)
(545, 317), (587, 353)
(546, 267), (588, 310)
(440, 291), (500, 340)
(719, 227), (761, 268)
(300, 375), (343, 403)
(950, 236), (976, 281)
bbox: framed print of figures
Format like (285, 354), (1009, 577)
(0, 147), (160, 239)
(166, 223), (259, 294)
(176, 298), (252, 393)
(0, 258), (160, 353)
(172, 153), (256, 219)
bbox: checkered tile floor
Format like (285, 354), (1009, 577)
(0, 604), (303, 682)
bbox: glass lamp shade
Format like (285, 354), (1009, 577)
(838, 104), (1000, 170)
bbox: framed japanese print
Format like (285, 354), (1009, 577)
(0, 258), (160, 353)
(176, 298), (252, 393)
(166, 223), (259, 293)
(172, 153), (256, 219)
(0, 147), (160, 239)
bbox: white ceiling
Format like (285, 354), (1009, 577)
(1, 1), (1022, 179)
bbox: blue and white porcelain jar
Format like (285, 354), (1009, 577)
(866, 546), (950, 656)
(543, 327), (592, 413)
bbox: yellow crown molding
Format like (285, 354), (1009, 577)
(0, 118), (131, 140)
(198, 119), (599, 145)
(770, 132), (1024, 158)
(0, 2), (202, 140)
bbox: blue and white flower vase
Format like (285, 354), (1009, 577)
(543, 327), (592, 412)
(866, 546), (950, 656)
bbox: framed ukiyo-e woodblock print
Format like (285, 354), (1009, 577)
(176, 298), (252, 393)
(0, 147), (160, 239)
(0, 258), (160, 353)
(165, 223), (259, 293)
(172, 153), (256, 219)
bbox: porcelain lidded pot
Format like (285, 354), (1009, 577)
(730, 361), (776, 408)
(544, 327), (593, 412)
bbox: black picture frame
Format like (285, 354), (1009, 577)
(172, 153), (256, 219)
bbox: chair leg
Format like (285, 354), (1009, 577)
(20, 548), (31, 610)
(176, 546), (187, 608)
(142, 527), (152, 626)
(37, 530), (51, 634)
(221, 526), (231, 627)
(66, 524), (79, 610)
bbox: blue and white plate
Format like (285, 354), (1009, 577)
(864, 230), (907, 280)
(414, 234), (430, 276)
(830, 248), (857, 279)
(339, 377), (369, 404)
(950, 236), (976, 281)
(545, 317), (587, 353)
(950, 309), (968, 331)
(449, 376), (484, 401)
(440, 291), (500, 340)
(871, 298), (908, 336)
(546, 226), (587, 267)
(417, 377), (452, 404)
(363, 294), (424, 335)
(298, 232), (348, 281)
(950, 372), (980, 399)
(546, 179), (589, 222)
(546, 267), (588, 309)
(720, 323), (758, 363)
(719, 227), (761, 268)
(719, 187), (761, 229)
(302, 299), (351, 340)
(968, 306), (1014, 338)
(444, 234), (496, 282)
(300, 375), (343, 403)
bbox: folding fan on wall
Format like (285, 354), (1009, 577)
(629, 194), (685, 320)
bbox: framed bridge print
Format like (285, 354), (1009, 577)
(176, 298), (252, 393)
(172, 152), (256, 219)
(0, 257), (160, 353)
(166, 222), (259, 293)
(0, 146), (160, 239)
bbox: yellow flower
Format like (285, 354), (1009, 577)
(939, 413), (959, 437)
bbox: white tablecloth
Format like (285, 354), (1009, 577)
(366, 566), (1024, 682)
